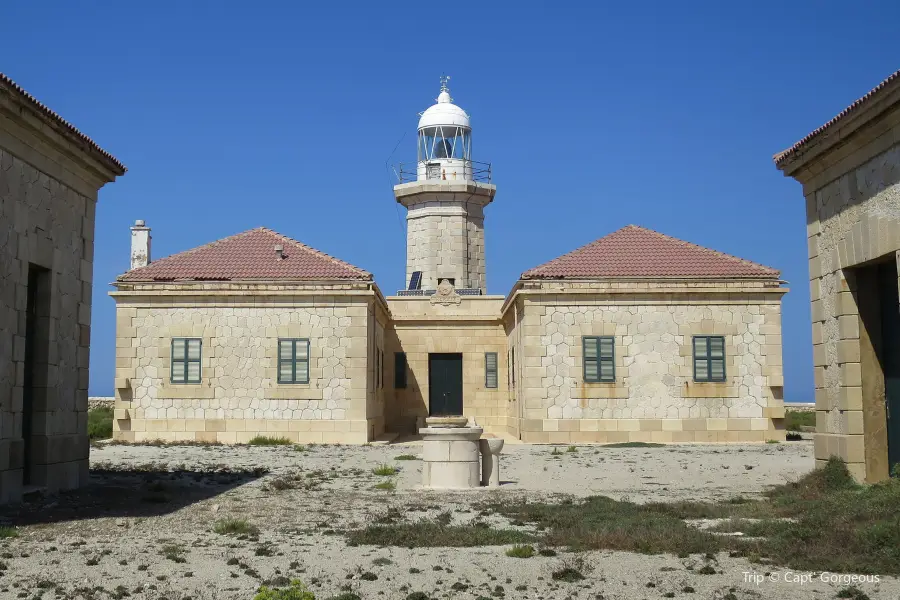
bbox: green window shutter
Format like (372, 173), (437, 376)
(583, 336), (600, 382)
(394, 352), (407, 389)
(298, 339), (310, 384)
(171, 338), (184, 383)
(598, 336), (615, 382)
(485, 352), (498, 388)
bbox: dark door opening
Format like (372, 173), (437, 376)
(428, 353), (463, 416)
(877, 261), (900, 474)
(23, 264), (50, 486)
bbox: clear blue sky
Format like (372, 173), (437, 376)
(3, 1), (899, 401)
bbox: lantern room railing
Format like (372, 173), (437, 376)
(394, 160), (492, 184)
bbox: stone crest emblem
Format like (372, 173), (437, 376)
(431, 278), (462, 305)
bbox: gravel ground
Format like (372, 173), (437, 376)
(0, 440), (894, 600)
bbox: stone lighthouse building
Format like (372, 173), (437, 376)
(111, 79), (788, 445)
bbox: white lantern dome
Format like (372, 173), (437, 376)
(418, 87), (471, 129)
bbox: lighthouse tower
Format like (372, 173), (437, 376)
(395, 77), (496, 295)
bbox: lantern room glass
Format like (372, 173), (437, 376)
(418, 126), (471, 162)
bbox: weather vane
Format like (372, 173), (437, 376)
(440, 74), (451, 93)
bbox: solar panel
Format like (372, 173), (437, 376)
(408, 271), (422, 290)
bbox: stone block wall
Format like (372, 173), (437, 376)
(805, 142), (900, 482)
(0, 148), (97, 502)
(112, 289), (383, 444)
(507, 282), (786, 444)
(406, 202), (486, 291)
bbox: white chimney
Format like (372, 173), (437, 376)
(130, 219), (151, 270)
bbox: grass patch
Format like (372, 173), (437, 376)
(248, 436), (293, 446)
(373, 480), (396, 491)
(254, 579), (315, 600)
(603, 441), (666, 448)
(372, 464), (399, 476)
(505, 544), (535, 558)
(87, 406), (113, 440)
(213, 518), (259, 536)
(347, 521), (536, 548)
(487, 459), (900, 575)
(0, 527), (18, 539)
(494, 495), (719, 555)
(394, 454), (418, 461)
(785, 409), (815, 431)
(566, 445), (578, 453)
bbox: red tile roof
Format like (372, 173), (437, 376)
(0, 72), (126, 174)
(521, 225), (779, 280)
(774, 69), (900, 167)
(118, 227), (372, 282)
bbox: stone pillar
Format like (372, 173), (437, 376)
(420, 421), (483, 489)
(479, 437), (504, 487)
(130, 220), (151, 270)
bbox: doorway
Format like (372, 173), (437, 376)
(877, 261), (900, 473)
(23, 264), (50, 486)
(854, 257), (900, 479)
(428, 353), (463, 416)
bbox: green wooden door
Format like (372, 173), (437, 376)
(429, 353), (463, 416)
(879, 262), (900, 475)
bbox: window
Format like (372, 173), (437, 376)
(171, 338), (202, 384)
(693, 336), (726, 382)
(395, 352), (407, 389)
(485, 352), (498, 388)
(278, 338), (310, 384)
(583, 336), (615, 382)
(511, 348), (516, 385)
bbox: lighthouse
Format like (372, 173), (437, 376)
(395, 77), (496, 295)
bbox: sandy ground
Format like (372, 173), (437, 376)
(0, 440), (893, 600)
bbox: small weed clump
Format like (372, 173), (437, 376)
(248, 436), (293, 446)
(0, 527), (18, 539)
(394, 454), (418, 461)
(566, 445), (578, 453)
(551, 567), (585, 582)
(835, 587), (871, 600)
(505, 544), (535, 558)
(786, 432), (804, 441)
(373, 480), (396, 491)
(213, 518), (259, 536)
(161, 544), (187, 563)
(372, 464), (399, 476)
